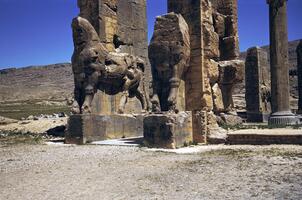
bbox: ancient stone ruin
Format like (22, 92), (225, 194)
(297, 40), (302, 114)
(76, 0), (149, 115)
(267, 0), (298, 125)
(245, 47), (271, 122)
(148, 13), (190, 113)
(66, 0), (150, 144)
(66, 0), (300, 148)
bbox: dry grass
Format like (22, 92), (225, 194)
(0, 100), (70, 120)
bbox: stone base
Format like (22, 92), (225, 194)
(268, 111), (299, 126)
(247, 112), (270, 123)
(65, 114), (144, 145)
(143, 112), (193, 149)
(227, 129), (302, 145)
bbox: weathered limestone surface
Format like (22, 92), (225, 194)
(71, 17), (147, 115)
(218, 60), (244, 112)
(66, 114), (144, 144)
(167, 0), (205, 111)
(201, 0), (243, 114)
(267, 0), (298, 125)
(149, 13), (190, 112)
(245, 47), (271, 122)
(67, 1), (149, 144)
(297, 40), (302, 114)
(167, 0), (206, 143)
(77, 0), (149, 114)
(210, 0), (240, 60)
(143, 112), (193, 149)
(78, 0), (148, 59)
(167, 0), (243, 143)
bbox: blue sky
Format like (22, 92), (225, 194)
(0, 0), (301, 69)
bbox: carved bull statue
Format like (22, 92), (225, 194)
(71, 16), (147, 114)
(148, 13), (190, 112)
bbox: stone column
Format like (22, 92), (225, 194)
(245, 47), (271, 122)
(267, 0), (298, 125)
(297, 40), (302, 114)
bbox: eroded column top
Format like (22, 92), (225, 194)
(266, 0), (287, 6)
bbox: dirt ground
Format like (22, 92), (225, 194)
(1, 144), (302, 200)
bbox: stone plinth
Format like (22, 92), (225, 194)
(245, 47), (271, 122)
(143, 112), (193, 149)
(227, 129), (302, 145)
(65, 114), (144, 144)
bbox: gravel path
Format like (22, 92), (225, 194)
(1, 144), (302, 200)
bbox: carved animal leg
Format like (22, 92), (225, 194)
(82, 85), (95, 114)
(134, 88), (147, 112)
(168, 77), (180, 111)
(150, 81), (161, 112)
(71, 87), (80, 114)
(82, 72), (99, 114)
(118, 91), (128, 114)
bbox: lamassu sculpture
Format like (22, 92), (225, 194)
(148, 13), (190, 112)
(71, 16), (147, 114)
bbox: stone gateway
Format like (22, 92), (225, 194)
(66, 0), (300, 148)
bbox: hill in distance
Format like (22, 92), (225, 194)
(0, 39), (300, 117)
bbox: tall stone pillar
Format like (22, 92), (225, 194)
(267, 0), (298, 125)
(297, 40), (302, 114)
(168, 0), (206, 142)
(245, 47), (271, 122)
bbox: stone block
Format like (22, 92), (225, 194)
(192, 110), (208, 143)
(143, 112), (193, 149)
(218, 60), (244, 85)
(219, 113), (243, 126)
(203, 24), (220, 59)
(65, 114), (144, 144)
(212, 83), (224, 112)
(221, 36), (239, 60)
(205, 59), (219, 85)
(213, 11), (226, 38)
(218, 60), (244, 111)
(201, 78), (213, 111)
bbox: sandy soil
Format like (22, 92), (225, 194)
(1, 144), (302, 200)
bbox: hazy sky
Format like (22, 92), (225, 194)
(0, 0), (301, 68)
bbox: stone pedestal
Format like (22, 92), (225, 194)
(267, 0), (298, 125)
(143, 112), (193, 149)
(65, 114), (144, 144)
